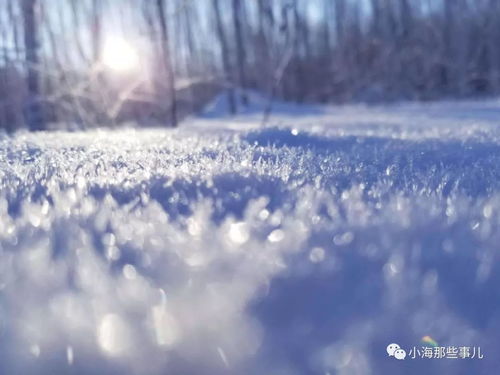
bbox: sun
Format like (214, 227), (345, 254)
(102, 37), (139, 72)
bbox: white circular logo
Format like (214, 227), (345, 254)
(394, 348), (407, 360)
(386, 343), (400, 356)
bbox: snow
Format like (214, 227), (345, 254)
(2, 98), (500, 374)
(200, 89), (326, 118)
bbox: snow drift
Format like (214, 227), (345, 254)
(2, 100), (500, 374)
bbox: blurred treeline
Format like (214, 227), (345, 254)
(2, 0), (500, 131)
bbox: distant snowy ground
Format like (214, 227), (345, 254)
(2, 96), (500, 374)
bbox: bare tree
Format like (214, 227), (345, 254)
(156, 0), (177, 127)
(334, 0), (346, 44)
(292, 0), (306, 102)
(91, 0), (102, 65)
(400, 0), (413, 38)
(213, 0), (236, 114)
(232, 0), (248, 105)
(487, 0), (500, 92)
(22, 0), (43, 130)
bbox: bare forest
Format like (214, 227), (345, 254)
(1, 0), (499, 131)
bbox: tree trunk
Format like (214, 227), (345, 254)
(232, 0), (248, 105)
(22, 0), (44, 131)
(156, 0), (178, 127)
(213, 0), (236, 114)
(488, 0), (500, 92)
(334, 0), (345, 44)
(400, 0), (413, 38)
(371, 0), (383, 38)
(292, 0), (305, 102)
(91, 0), (102, 65)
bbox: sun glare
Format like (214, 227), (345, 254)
(102, 37), (139, 73)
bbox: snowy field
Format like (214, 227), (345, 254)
(2, 97), (500, 374)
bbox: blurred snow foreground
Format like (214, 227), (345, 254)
(4, 98), (500, 374)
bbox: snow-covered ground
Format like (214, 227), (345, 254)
(2, 97), (500, 374)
